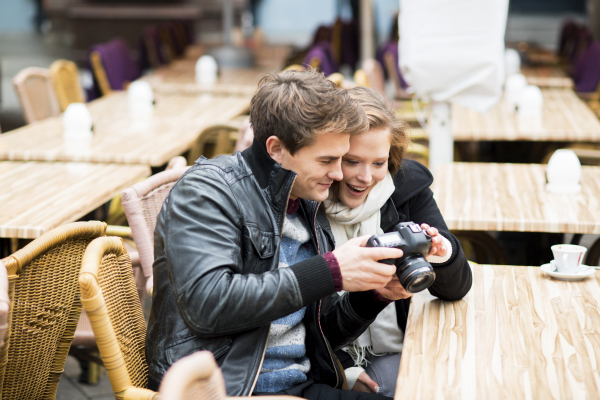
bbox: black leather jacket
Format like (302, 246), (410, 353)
(146, 140), (390, 395)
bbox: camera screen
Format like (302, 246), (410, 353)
(376, 232), (402, 247)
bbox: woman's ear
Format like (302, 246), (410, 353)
(266, 136), (285, 164)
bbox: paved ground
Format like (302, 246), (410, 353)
(57, 356), (115, 400)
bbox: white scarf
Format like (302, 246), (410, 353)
(324, 172), (403, 365)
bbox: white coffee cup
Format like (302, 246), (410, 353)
(551, 244), (587, 273)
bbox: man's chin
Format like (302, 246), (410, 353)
(300, 188), (330, 203)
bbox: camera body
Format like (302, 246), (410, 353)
(366, 222), (436, 293)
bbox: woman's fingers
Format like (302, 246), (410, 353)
(357, 372), (380, 393)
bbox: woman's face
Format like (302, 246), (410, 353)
(338, 127), (391, 209)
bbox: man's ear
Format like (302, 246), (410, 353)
(266, 135), (285, 163)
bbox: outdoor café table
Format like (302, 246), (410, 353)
(451, 89), (600, 142)
(520, 66), (573, 89)
(432, 162), (600, 234)
(0, 161), (149, 238)
(395, 263), (600, 400)
(0, 92), (250, 166)
(142, 59), (274, 96)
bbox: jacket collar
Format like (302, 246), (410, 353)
(241, 139), (297, 222)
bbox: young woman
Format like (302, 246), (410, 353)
(324, 87), (472, 397)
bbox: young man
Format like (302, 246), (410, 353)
(146, 70), (410, 399)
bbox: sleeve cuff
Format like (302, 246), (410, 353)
(426, 236), (453, 264)
(323, 252), (343, 292)
(289, 255), (336, 306)
(344, 366), (366, 390)
(369, 290), (394, 305)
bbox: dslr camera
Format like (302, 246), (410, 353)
(366, 222), (436, 293)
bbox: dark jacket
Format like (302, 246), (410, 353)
(385, 159), (472, 331)
(337, 159), (472, 369)
(146, 140), (390, 396)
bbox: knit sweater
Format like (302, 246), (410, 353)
(254, 207), (314, 393)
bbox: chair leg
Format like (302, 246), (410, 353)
(453, 231), (506, 265)
(585, 237), (600, 266)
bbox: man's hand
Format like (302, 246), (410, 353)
(375, 276), (413, 301)
(332, 235), (402, 292)
(353, 372), (379, 393)
(422, 223), (447, 257)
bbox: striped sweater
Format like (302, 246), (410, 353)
(254, 209), (314, 393)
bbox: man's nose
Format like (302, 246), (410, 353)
(329, 161), (343, 181)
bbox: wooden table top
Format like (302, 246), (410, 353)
(0, 92), (250, 166)
(142, 60), (274, 96)
(0, 161), (149, 238)
(396, 263), (600, 400)
(520, 66), (573, 89)
(451, 89), (600, 141)
(432, 163), (600, 234)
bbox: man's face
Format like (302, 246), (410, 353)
(271, 132), (350, 202)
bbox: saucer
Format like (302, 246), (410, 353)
(540, 263), (596, 281)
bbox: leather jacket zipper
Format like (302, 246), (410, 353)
(248, 176), (296, 396)
(248, 331), (269, 395)
(311, 205), (341, 388)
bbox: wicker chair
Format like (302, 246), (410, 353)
(79, 237), (156, 400)
(50, 59), (85, 112)
(159, 351), (302, 400)
(12, 67), (61, 124)
(122, 165), (190, 296)
(0, 221), (106, 399)
(0, 261), (9, 348)
(187, 122), (241, 164)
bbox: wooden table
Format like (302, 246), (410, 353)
(0, 161), (149, 238)
(520, 66), (573, 89)
(142, 59), (274, 96)
(432, 163), (600, 234)
(451, 89), (600, 141)
(0, 92), (250, 166)
(396, 263), (600, 400)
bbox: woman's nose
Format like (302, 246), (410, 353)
(357, 167), (372, 184)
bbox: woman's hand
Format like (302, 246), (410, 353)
(353, 371), (379, 393)
(375, 276), (413, 300)
(421, 223), (447, 257)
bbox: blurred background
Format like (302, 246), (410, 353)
(0, 0), (592, 131)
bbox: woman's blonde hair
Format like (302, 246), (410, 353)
(346, 87), (410, 175)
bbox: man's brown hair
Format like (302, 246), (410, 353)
(250, 70), (368, 155)
(347, 86), (410, 175)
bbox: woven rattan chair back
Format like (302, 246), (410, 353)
(50, 59), (85, 112)
(79, 237), (156, 400)
(0, 261), (9, 348)
(0, 221), (107, 400)
(121, 167), (189, 288)
(12, 67), (61, 124)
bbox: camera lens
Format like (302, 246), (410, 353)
(396, 257), (436, 293)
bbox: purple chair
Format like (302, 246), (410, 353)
(558, 20), (580, 59)
(573, 41), (600, 93)
(377, 41), (408, 89)
(570, 26), (592, 68)
(341, 21), (359, 69)
(139, 26), (167, 71)
(88, 38), (141, 97)
(303, 42), (337, 76)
